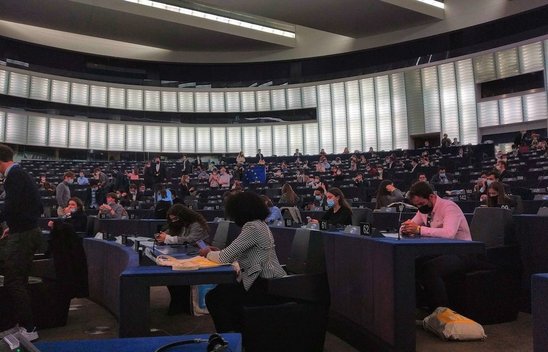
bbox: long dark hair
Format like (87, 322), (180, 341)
(375, 180), (393, 209)
(487, 181), (510, 207)
(166, 204), (209, 234)
(225, 192), (269, 227)
(328, 187), (352, 213)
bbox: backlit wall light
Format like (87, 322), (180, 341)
(123, 0), (296, 38)
(416, 0), (445, 9)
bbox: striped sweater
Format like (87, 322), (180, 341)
(207, 220), (286, 290)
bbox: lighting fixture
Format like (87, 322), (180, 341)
(122, 0), (296, 38)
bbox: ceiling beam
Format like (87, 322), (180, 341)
(381, 0), (445, 19)
(68, 0), (296, 47)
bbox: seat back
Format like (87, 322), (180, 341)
(508, 194), (524, 214)
(211, 221), (240, 249)
(280, 206), (303, 224)
(351, 207), (373, 226)
(286, 228), (325, 274)
(470, 207), (515, 248)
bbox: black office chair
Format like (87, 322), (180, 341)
(242, 229), (330, 352)
(445, 207), (520, 324)
(351, 207), (373, 226)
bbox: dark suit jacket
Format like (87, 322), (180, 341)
(152, 163), (167, 185)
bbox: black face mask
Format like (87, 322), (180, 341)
(489, 196), (498, 203)
(418, 203), (433, 214)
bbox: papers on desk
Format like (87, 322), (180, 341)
(156, 255), (227, 271)
(382, 232), (400, 239)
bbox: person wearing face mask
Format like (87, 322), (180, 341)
(154, 204), (209, 245)
(486, 181), (516, 210)
(430, 166), (454, 185)
(310, 187), (352, 227)
(155, 204), (210, 315)
(48, 197), (87, 233)
(400, 181), (472, 312)
(152, 156), (168, 187)
(306, 187), (327, 211)
(56, 171), (75, 217)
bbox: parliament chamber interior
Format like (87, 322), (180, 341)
(0, 1), (547, 351)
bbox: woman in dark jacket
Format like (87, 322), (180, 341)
(48, 196), (87, 233)
(486, 181), (517, 210)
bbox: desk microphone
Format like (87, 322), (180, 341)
(387, 202), (417, 240)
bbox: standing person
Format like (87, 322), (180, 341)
(200, 192), (286, 332)
(400, 181), (472, 312)
(56, 171), (74, 217)
(181, 155), (193, 175)
(152, 156), (167, 187)
(93, 167), (109, 205)
(0, 144), (43, 340)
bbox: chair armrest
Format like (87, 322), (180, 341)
(265, 273), (330, 304)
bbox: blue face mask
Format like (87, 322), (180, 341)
(315, 195), (322, 201)
(327, 199), (335, 208)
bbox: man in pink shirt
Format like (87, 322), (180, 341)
(401, 181), (473, 312)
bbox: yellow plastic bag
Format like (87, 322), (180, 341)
(423, 307), (487, 341)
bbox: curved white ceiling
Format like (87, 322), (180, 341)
(0, 0), (546, 63)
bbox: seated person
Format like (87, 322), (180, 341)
(218, 167), (232, 188)
(48, 196), (88, 233)
(430, 166), (454, 185)
(310, 187), (352, 227)
(375, 180), (404, 209)
(306, 187), (327, 211)
(200, 192), (286, 332)
(99, 193), (128, 219)
(486, 181), (516, 211)
(154, 204), (209, 244)
(120, 184), (143, 208)
(278, 183), (301, 207)
(400, 181), (472, 312)
(77, 171), (90, 186)
(262, 195), (282, 224)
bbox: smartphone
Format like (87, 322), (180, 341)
(196, 240), (207, 249)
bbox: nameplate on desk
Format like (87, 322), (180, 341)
(320, 220), (328, 231)
(360, 222), (371, 236)
(284, 218), (293, 227)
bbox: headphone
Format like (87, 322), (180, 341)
(154, 333), (228, 352)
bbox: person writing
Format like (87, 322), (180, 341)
(400, 181), (472, 312)
(199, 192), (286, 332)
(154, 204), (209, 245)
(0, 144), (43, 341)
